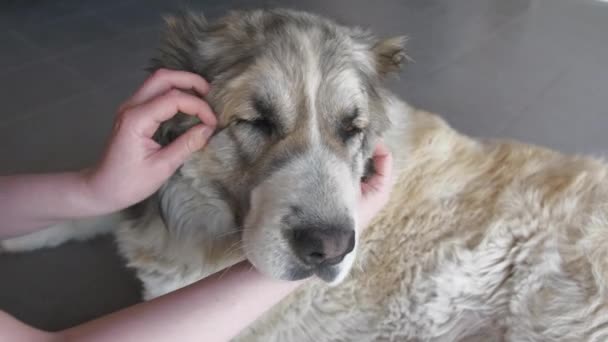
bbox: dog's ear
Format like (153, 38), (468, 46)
(146, 12), (209, 147)
(347, 27), (408, 77)
(372, 36), (408, 76)
(150, 12), (209, 76)
(149, 11), (256, 147)
(151, 11), (255, 82)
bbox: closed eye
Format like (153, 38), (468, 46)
(340, 107), (366, 142)
(238, 117), (274, 135)
(240, 96), (278, 136)
(340, 125), (363, 141)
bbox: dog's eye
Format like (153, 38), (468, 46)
(245, 97), (277, 136)
(250, 118), (274, 135)
(341, 125), (363, 141)
(238, 118), (274, 135)
(340, 107), (365, 141)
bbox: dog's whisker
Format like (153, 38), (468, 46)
(214, 227), (245, 239)
(223, 241), (245, 258)
(218, 262), (236, 280)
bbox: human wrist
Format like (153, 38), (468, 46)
(67, 169), (116, 217)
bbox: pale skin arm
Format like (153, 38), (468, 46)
(0, 261), (300, 342)
(64, 262), (302, 342)
(0, 163), (392, 342)
(0, 70), (394, 342)
(0, 69), (216, 239)
(65, 142), (392, 342)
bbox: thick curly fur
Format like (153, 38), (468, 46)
(235, 103), (608, 341)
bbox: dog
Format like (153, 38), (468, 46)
(2, 9), (402, 297)
(3, 8), (608, 341)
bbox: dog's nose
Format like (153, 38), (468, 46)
(291, 227), (355, 266)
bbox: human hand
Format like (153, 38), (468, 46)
(357, 141), (394, 229)
(82, 69), (217, 213)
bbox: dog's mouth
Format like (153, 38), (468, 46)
(277, 256), (350, 283)
(314, 264), (342, 282)
(288, 266), (338, 281)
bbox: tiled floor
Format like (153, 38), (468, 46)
(1, 0), (607, 331)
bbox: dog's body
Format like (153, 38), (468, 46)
(3, 9), (608, 341)
(237, 105), (608, 341)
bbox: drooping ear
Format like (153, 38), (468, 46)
(150, 11), (256, 82)
(372, 36), (408, 76)
(149, 12), (209, 76)
(148, 11), (256, 147)
(147, 12), (212, 147)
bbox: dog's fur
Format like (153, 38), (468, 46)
(3, 9), (608, 341)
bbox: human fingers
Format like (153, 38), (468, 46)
(150, 124), (215, 174)
(125, 89), (217, 137)
(361, 141), (393, 195)
(121, 69), (210, 110)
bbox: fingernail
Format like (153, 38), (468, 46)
(201, 126), (214, 139)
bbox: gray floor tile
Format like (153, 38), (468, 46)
(100, 0), (190, 31)
(57, 0), (140, 15)
(0, 60), (93, 124)
(0, 2), (68, 31)
(401, 1), (591, 138)
(16, 13), (121, 56)
(58, 29), (159, 87)
(402, 0), (532, 78)
(500, 47), (608, 155)
(0, 236), (141, 331)
(98, 72), (149, 110)
(0, 31), (46, 70)
(0, 90), (113, 174)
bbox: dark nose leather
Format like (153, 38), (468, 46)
(291, 227), (355, 266)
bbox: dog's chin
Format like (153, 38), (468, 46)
(244, 245), (354, 284)
(259, 248), (357, 284)
(321, 250), (356, 286)
(280, 265), (342, 284)
(262, 260), (350, 284)
(281, 261), (352, 285)
(284, 266), (315, 281)
(315, 265), (341, 283)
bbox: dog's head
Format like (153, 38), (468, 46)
(151, 9), (406, 284)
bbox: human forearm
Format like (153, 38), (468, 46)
(0, 70), (216, 240)
(60, 261), (302, 342)
(0, 310), (60, 342)
(0, 171), (104, 239)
